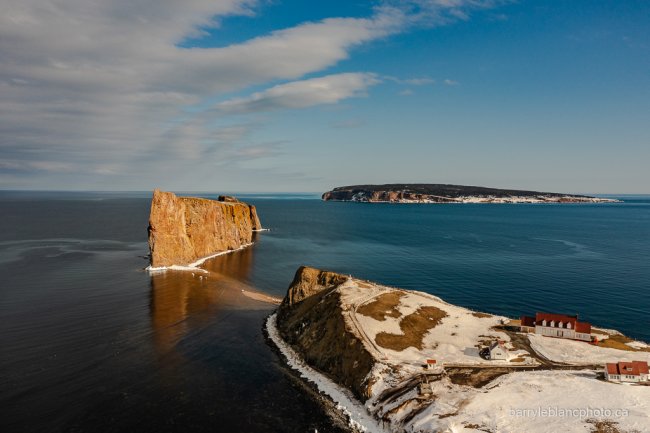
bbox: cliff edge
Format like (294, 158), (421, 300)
(147, 189), (261, 267)
(276, 266), (376, 399)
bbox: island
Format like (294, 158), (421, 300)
(322, 184), (619, 204)
(268, 266), (650, 433)
(147, 189), (262, 268)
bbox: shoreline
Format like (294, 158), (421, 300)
(265, 313), (387, 433)
(323, 198), (621, 204)
(145, 242), (255, 273)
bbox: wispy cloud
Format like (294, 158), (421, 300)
(216, 73), (380, 114)
(444, 78), (460, 86)
(385, 76), (435, 85)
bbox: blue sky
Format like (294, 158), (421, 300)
(1, 0), (648, 193)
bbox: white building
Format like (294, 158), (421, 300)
(605, 361), (649, 383)
(488, 341), (509, 360)
(424, 359), (437, 370)
(520, 313), (591, 342)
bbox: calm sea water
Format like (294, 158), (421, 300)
(1, 191), (649, 432)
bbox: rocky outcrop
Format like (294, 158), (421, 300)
(279, 266), (348, 309)
(323, 184), (620, 203)
(277, 266), (375, 400)
(147, 189), (262, 267)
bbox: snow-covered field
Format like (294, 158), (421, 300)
(408, 370), (650, 433)
(339, 279), (533, 366)
(528, 333), (650, 365)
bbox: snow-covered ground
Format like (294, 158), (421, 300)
(408, 370), (650, 433)
(528, 334), (650, 365)
(338, 279), (533, 367)
(274, 276), (649, 433)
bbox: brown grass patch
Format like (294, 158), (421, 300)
(375, 306), (448, 351)
(357, 291), (404, 321)
(595, 333), (650, 352)
(471, 312), (493, 319)
(587, 418), (641, 433)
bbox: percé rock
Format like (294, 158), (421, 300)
(322, 183), (619, 203)
(277, 266), (375, 400)
(147, 189), (261, 267)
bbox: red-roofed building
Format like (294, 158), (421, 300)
(519, 312), (592, 341)
(605, 361), (649, 383)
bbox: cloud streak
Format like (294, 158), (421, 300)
(0, 0), (498, 188)
(216, 73), (380, 114)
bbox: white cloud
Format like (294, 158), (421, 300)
(217, 73), (380, 114)
(444, 78), (460, 85)
(0, 0), (498, 188)
(404, 78), (435, 85)
(399, 89), (414, 96)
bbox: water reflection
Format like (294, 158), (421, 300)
(149, 243), (266, 356)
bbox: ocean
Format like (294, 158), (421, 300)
(1, 191), (648, 432)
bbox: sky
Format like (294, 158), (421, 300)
(1, 0), (649, 193)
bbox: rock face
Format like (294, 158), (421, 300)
(277, 266), (375, 399)
(322, 184), (619, 203)
(148, 189), (262, 267)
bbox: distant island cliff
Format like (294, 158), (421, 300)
(322, 184), (619, 204)
(147, 189), (261, 267)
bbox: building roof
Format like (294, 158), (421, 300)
(536, 312), (578, 327)
(575, 321), (591, 333)
(533, 312), (591, 333)
(606, 361), (649, 376)
(520, 315), (535, 327)
(489, 340), (505, 350)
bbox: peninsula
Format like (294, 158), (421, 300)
(322, 184), (619, 204)
(269, 266), (650, 433)
(147, 189), (261, 268)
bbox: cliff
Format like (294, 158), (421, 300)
(322, 183), (619, 203)
(147, 189), (262, 267)
(276, 266), (376, 399)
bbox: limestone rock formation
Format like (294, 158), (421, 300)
(277, 266), (375, 399)
(279, 266), (348, 309)
(148, 189), (262, 267)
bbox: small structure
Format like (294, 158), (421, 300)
(605, 361), (649, 383)
(424, 359), (437, 370)
(519, 312), (591, 342)
(489, 340), (509, 360)
(418, 376), (433, 396)
(479, 341), (509, 360)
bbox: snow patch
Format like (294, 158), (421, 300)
(528, 334), (650, 364)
